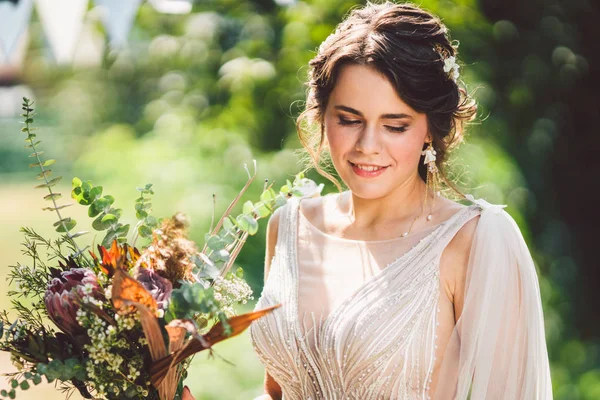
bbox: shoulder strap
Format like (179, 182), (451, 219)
(428, 204), (482, 254)
(276, 196), (299, 251)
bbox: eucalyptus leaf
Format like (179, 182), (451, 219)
(47, 176), (62, 186)
(260, 188), (277, 203)
(42, 204), (73, 211)
(104, 195), (115, 205)
(35, 177), (61, 189)
(210, 248), (230, 263)
(223, 216), (234, 231)
(28, 151), (44, 157)
(42, 159), (56, 167)
(81, 180), (92, 192)
(199, 262), (220, 279)
(138, 225), (152, 237)
(55, 219), (77, 233)
(101, 232), (118, 248)
(36, 170), (51, 179)
(53, 217), (72, 227)
(92, 214), (111, 231)
(242, 200), (254, 215)
(43, 193), (61, 201)
(207, 235), (225, 251)
(116, 224), (130, 236)
(107, 207), (122, 218)
(89, 186), (102, 200)
(88, 200), (103, 217)
(220, 230), (236, 245)
(136, 210), (148, 219)
(72, 177), (82, 188)
(101, 214), (118, 224)
(235, 214), (249, 232)
(236, 214), (258, 234)
(254, 201), (271, 218)
(145, 215), (157, 226)
(246, 216), (259, 235)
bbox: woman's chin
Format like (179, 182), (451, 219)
(343, 179), (392, 200)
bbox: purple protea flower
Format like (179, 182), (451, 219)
(135, 267), (173, 310)
(44, 267), (102, 336)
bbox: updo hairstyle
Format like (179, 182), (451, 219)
(296, 1), (477, 195)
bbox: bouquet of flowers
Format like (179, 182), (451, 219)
(0, 98), (323, 399)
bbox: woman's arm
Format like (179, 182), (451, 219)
(434, 207), (552, 399)
(255, 208), (283, 400)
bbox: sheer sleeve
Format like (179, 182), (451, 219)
(433, 201), (553, 399)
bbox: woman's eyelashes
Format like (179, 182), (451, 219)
(337, 117), (360, 126)
(337, 117), (408, 133)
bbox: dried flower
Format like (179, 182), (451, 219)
(134, 213), (199, 285)
(135, 267), (173, 309)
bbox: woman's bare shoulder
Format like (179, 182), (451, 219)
(438, 197), (481, 306)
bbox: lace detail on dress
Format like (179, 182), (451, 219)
(250, 197), (482, 400)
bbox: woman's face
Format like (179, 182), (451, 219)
(324, 63), (430, 200)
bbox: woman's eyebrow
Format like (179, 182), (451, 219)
(334, 105), (412, 119)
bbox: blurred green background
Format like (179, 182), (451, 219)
(0, 0), (598, 398)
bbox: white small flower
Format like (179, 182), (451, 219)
(295, 178), (325, 198)
(443, 56), (460, 82)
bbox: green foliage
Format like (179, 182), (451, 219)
(19, 98), (90, 265)
(71, 177), (130, 248)
(36, 359), (86, 382)
(133, 183), (162, 245)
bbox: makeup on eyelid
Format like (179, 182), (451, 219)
(337, 117), (408, 133)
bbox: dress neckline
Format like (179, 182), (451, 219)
(298, 194), (468, 244)
(290, 197), (479, 344)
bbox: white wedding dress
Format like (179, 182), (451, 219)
(249, 194), (552, 399)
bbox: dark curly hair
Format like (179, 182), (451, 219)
(296, 1), (477, 194)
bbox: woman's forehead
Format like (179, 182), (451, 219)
(329, 64), (416, 117)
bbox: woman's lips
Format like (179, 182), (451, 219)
(349, 161), (389, 178)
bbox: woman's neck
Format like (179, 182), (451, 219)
(337, 175), (431, 229)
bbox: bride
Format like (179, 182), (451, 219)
(249, 1), (553, 399)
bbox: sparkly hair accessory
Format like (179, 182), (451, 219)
(433, 42), (460, 82)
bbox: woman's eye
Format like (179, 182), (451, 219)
(386, 125), (407, 133)
(337, 117), (361, 126)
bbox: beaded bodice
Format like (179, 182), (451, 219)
(249, 196), (482, 400)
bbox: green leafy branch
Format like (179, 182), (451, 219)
(197, 166), (319, 281)
(131, 183), (161, 247)
(167, 166), (323, 330)
(21, 98), (89, 264)
(70, 178), (130, 249)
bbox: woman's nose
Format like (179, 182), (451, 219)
(355, 124), (381, 155)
